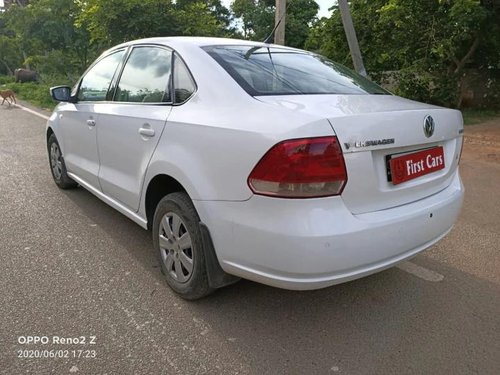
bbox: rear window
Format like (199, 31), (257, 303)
(203, 45), (388, 96)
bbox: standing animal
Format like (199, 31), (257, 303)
(14, 68), (38, 83)
(0, 89), (16, 105)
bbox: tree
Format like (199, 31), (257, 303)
(0, 8), (21, 74)
(0, 35), (22, 74)
(231, 0), (274, 40)
(2, 0), (93, 74)
(76, 0), (177, 46)
(231, 0), (318, 48)
(286, 0), (319, 48)
(305, 0), (500, 107)
(173, 0), (235, 37)
(176, 0), (235, 33)
(77, 0), (234, 47)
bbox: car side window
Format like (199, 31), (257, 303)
(173, 53), (196, 104)
(78, 51), (125, 102)
(114, 47), (172, 103)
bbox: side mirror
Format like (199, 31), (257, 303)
(50, 86), (75, 103)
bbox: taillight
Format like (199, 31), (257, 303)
(248, 136), (347, 198)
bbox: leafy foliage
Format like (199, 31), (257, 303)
(0, 0), (498, 110)
(76, 0), (233, 46)
(0, 0), (236, 108)
(5, 0), (93, 72)
(0, 34), (22, 74)
(306, 0), (500, 107)
(231, 0), (318, 48)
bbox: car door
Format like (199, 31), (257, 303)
(96, 45), (173, 211)
(60, 50), (125, 189)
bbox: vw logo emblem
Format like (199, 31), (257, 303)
(423, 115), (435, 138)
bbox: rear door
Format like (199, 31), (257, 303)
(96, 45), (173, 211)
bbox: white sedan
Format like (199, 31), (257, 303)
(47, 37), (464, 299)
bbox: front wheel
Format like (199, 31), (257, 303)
(47, 134), (77, 189)
(152, 192), (213, 300)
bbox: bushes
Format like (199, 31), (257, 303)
(394, 69), (459, 108)
(0, 75), (15, 85)
(3, 81), (55, 109)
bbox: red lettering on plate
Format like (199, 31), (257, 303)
(390, 147), (445, 185)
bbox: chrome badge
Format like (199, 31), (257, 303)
(344, 138), (395, 150)
(423, 115), (435, 138)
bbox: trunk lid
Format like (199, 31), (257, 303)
(257, 95), (464, 214)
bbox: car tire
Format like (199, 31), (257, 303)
(47, 134), (78, 189)
(153, 192), (214, 300)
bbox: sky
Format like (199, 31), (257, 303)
(315, 0), (334, 18)
(221, 0), (334, 19)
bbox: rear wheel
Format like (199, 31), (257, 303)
(153, 192), (213, 300)
(47, 134), (77, 189)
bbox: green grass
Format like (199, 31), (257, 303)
(462, 109), (500, 126)
(0, 75), (15, 85)
(1, 82), (56, 110)
(0, 74), (73, 110)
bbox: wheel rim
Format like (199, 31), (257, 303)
(159, 212), (194, 283)
(50, 143), (63, 180)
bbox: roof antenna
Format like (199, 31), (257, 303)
(263, 2), (290, 44)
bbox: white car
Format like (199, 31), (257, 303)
(47, 37), (464, 299)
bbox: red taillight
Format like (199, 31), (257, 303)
(248, 136), (347, 198)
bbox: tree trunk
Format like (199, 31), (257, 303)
(452, 35), (480, 108)
(454, 35), (480, 74)
(22, 50), (30, 70)
(1, 60), (13, 75)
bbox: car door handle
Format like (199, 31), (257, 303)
(138, 126), (155, 137)
(86, 119), (96, 127)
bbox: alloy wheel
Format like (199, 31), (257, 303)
(158, 212), (194, 283)
(50, 143), (63, 180)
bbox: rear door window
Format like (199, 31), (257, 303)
(173, 53), (196, 104)
(114, 46), (172, 103)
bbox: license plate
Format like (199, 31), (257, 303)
(388, 146), (445, 185)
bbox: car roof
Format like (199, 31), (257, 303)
(107, 36), (302, 54)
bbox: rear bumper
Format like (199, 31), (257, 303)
(194, 172), (464, 290)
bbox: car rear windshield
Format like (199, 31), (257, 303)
(203, 45), (389, 96)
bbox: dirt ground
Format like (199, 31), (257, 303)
(463, 117), (500, 164)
